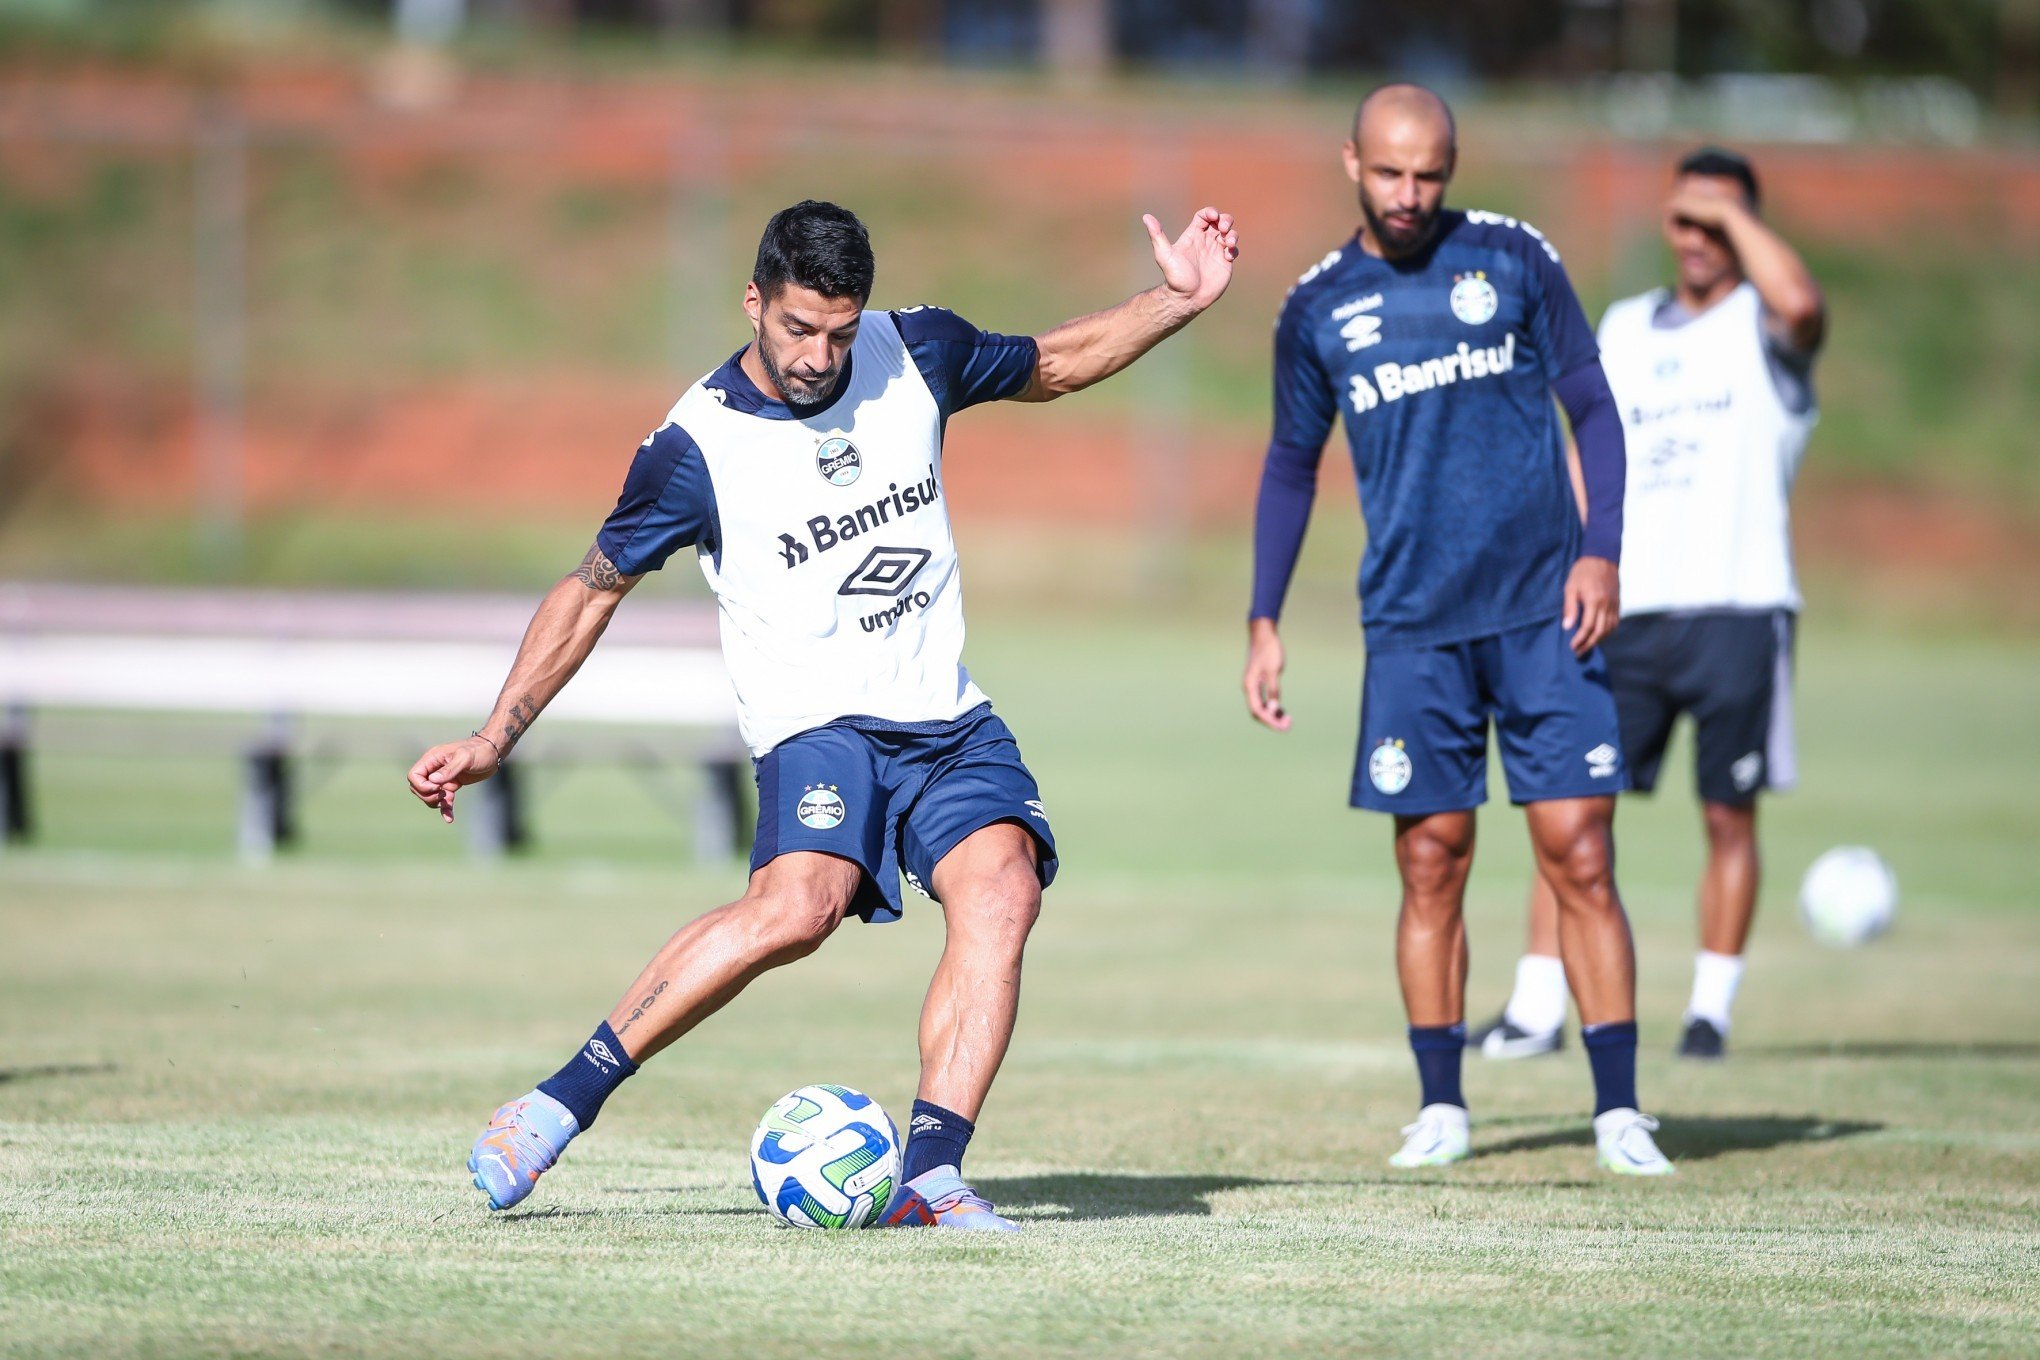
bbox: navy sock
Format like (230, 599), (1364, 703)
(1582, 1020), (1639, 1116)
(1408, 1024), (1467, 1109)
(902, 1099), (975, 1182)
(535, 1021), (638, 1131)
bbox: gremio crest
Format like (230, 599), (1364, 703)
(1449, 272), (1499, 326)
(816, 434), (861, 487)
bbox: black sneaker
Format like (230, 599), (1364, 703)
(1677, 1016), (1727, 1060)
(1466, 1013), (1565, 1060)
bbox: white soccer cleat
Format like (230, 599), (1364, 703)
(1389, 1103), (1471, 1168)
(1594, 1108), (1676, 1176)
(1469, 1013), (1566, 1061)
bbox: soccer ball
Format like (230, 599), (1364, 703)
(749, 1084), (901, 1229)
(1798, 846), (1898, 948)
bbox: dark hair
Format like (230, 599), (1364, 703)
(1676, 146), (1760, 209)
(752, 200), (875, 304)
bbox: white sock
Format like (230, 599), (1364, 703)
(1687, 951), (1746, 1031)
(1501, 953), (1568, 1035)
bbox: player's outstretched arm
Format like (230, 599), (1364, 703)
(406, 543), (641, 822)
(1014, 207), (1239, 402)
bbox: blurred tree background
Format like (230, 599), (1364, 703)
(0, 0), (2033, 623)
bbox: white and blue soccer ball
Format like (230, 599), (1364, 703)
(749, 1084), (901, 1229)
(1799, 846), (1898, 948)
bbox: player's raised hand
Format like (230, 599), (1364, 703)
(1562, 556), (1620, 656)
(1145, 207), (1239, 314)
(1243, 618), (1291, 732)
(1665, 182), (1738, 233)
(406, 737), (501, 823)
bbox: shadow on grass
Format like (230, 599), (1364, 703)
(1739, 1041), (2040, 1060)
(975, 1173), (1272, 1221)
(503, 1177), (1273, 1224)
(0, 1062), (118, 1084)
(1473, 1114), (1881, 1162)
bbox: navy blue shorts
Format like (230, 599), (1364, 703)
(1353, 618), (1630, 815)
(750, 703), (1059, 923)
(1602, 609), (1797, 807)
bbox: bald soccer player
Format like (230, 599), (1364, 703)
(1242, 85), (1673, 1175)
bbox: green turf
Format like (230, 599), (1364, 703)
(3, 612), (2037, 1357)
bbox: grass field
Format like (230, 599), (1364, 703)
(3, 610), (2037, 1357)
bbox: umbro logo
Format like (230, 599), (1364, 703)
(839, 546), (931, 598)
(910, 1113), (944, 1134)
(1586, 743), (1620, 778)
(1340, 313), (1383, 351)
(584, 1038), (620, 1071)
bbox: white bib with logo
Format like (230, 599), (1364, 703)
(1598, 282), (1815, 614)
(674, 310), (983, 755)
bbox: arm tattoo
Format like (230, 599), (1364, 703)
(501, 694), (539, 752)
(574, 544), (621, 590)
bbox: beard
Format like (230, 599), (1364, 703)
(757, 334), (844, 409)
(1359, 191), (1439, 258)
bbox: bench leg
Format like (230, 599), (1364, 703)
(468, 762), (527, 859)
(695, 755), (750, 862)
(239, 745), (295, 863)
(0, 712), (28, 844)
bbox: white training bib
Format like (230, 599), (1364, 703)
(1598, 283), (1816, 614)
(672, 311), (984, 755)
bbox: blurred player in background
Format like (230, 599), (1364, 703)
(1242, 86), (1672, 1175)
(1472, 147), (1824, 1062)
(410, 198), (1237, 1230)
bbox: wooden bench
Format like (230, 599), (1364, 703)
(0, 583), (748, 861)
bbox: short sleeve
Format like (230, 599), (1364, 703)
(1270, 290), (1338, 452)
(594, 423), (719, 576)
(891, 306), (1038, 416)
(1521, 236), (1600, 380)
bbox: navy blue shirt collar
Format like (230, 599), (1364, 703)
(704, 345), (857, 422)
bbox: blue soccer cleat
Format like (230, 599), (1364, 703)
(468, 1089), (579, 1211)
(880, 1167), (1019, 1233)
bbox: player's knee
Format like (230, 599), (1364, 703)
(747, 884), (849, 958)
(1543, 832), (1614, 898)
(1398, 828), (1472, 898)
(1702, 801), (1756, 850)
(950, 864), (1041, 945)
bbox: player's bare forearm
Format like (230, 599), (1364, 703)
(406, 543), (638, 820)
(1713, 201), (1825, 349)
(1018, 285), (1201, 401)
(1016, 207), (1238, 402)
(478, 545), (638, 752)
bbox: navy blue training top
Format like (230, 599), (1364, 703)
(1251, 209), (1619, 652)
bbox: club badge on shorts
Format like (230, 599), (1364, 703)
(1369, 738), (1413, 795)
(797, 784), (846, 829)
(816, 434), (861, 487)
(1449, 271), (1499, 325)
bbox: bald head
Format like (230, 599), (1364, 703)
(1352, 83), (1456, 152)
(1343, 83), (1456, 258)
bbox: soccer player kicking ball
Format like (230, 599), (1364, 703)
(1472, 146), (1825, 1063)
(1241, 85), (1672, 1176)
(409, 199), (1238, 1229)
